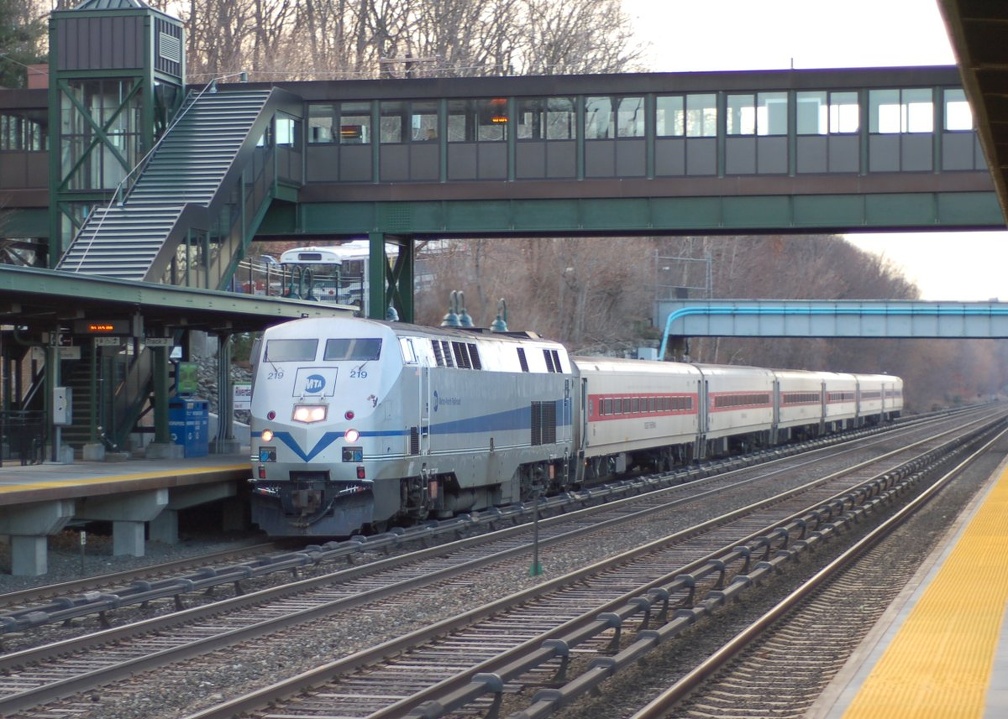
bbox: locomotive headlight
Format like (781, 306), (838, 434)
(344, 428), (360, 443)
(292, 404), (328, 423)
(261, 429), (274, 442)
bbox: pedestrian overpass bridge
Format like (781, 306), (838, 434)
(656, 300), (1008, 361)
(3, 61), (1002, 318)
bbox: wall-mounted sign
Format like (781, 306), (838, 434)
(176, 361), (199, 395)
(233, 383), (252, 410)
(73, 318), (131, 336)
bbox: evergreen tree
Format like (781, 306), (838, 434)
(0, 0), (47, 89)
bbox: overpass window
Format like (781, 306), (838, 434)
(656, 96), (685, 136)
(870, 88), (933, 134)
(685, 94), (717, 137)
(943, 88), (973, 131)
(1, 111), (47, 151)
(829, 92), (859, 133)
(380, 101), (406, 142)
(586, 96), (613, 139)
(339, 102), (371, 144)
(902, 89), (933, 132)
(380, 101), (438, 143)
(587, 96), (645, 138)
(448, 98), (507, 142)
(796, 92), (826, 134)
(617, 97), (645, 137)
(728, 92), (787, 136)
(727, 94), (755, 135)
(478, 98), (508, 140)
(516, 97), (577, 140)
(798, 91), (860, 134)
(275, 113), (297, 146)
(307, 104), (335, 143)
(447, 100), (470, 141)
(411, 101), (438, 141)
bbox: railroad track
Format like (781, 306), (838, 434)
(0, 407), (999, 718)
(174, 411), (1002, 718)
(626, 425), (1008, 719)
(0, 539), (279, 612)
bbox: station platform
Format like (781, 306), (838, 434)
(0, 451), (248, 503)
(0, 450), (249, 577)
(811, 454), (1008, 719)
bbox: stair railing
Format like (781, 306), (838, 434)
(208, 141), (277, 289)
(62, 71), (249, 273)
(169, 132), (278, 291)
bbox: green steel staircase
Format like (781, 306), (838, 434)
(56, 87), (302, 287)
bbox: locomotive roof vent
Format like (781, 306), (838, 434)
(441, 290), (461, 328)
(490, 298), (508, 333)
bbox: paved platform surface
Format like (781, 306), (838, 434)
(810, 454), (1008, 719)
(0, 451), (249, 504)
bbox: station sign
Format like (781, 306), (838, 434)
(94, 337), (122, 347)
(233, 383), (252, 410)
(73, 319), (132, 336)
(145, 337), (174, 347)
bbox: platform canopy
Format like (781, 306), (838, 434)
(940, 0), (1008, 221)
(0, 265), (348, 336)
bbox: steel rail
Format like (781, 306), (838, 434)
(628, 424), (1008, 719)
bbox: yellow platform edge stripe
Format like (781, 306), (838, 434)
(843, 460), (1008, 719)
(0, 465), (248, 494)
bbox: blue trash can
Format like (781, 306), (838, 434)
(168, 397), (210, 457)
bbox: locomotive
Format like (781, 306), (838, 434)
(247, 317), (903, 537)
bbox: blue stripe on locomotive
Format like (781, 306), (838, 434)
(260, 401), (571, 462)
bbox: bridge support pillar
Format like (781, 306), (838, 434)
(0, 500), (75, 576)
(75, 489), (168, 557)
(368, 232), (414, 322)
(149, 509), (178, 544)
(113, 521), (146, 557)
(10, 536), (48, 577)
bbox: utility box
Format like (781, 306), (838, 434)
(53, 387), (72, 426)
(168, 397), (209, 457)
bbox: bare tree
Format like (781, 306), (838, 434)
(140, 0), (641, 80)
(516, 0), (644, 75)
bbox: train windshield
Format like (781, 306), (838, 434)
(264, 339), (318, 362)
(324, 337), (382, 361)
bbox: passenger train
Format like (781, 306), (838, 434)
(247, 317), (903, 537)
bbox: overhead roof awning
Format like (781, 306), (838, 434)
(0, 265), (349, 336)
(939, 0), (1008, 222)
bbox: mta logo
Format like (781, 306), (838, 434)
(304, 374), (326, 393)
